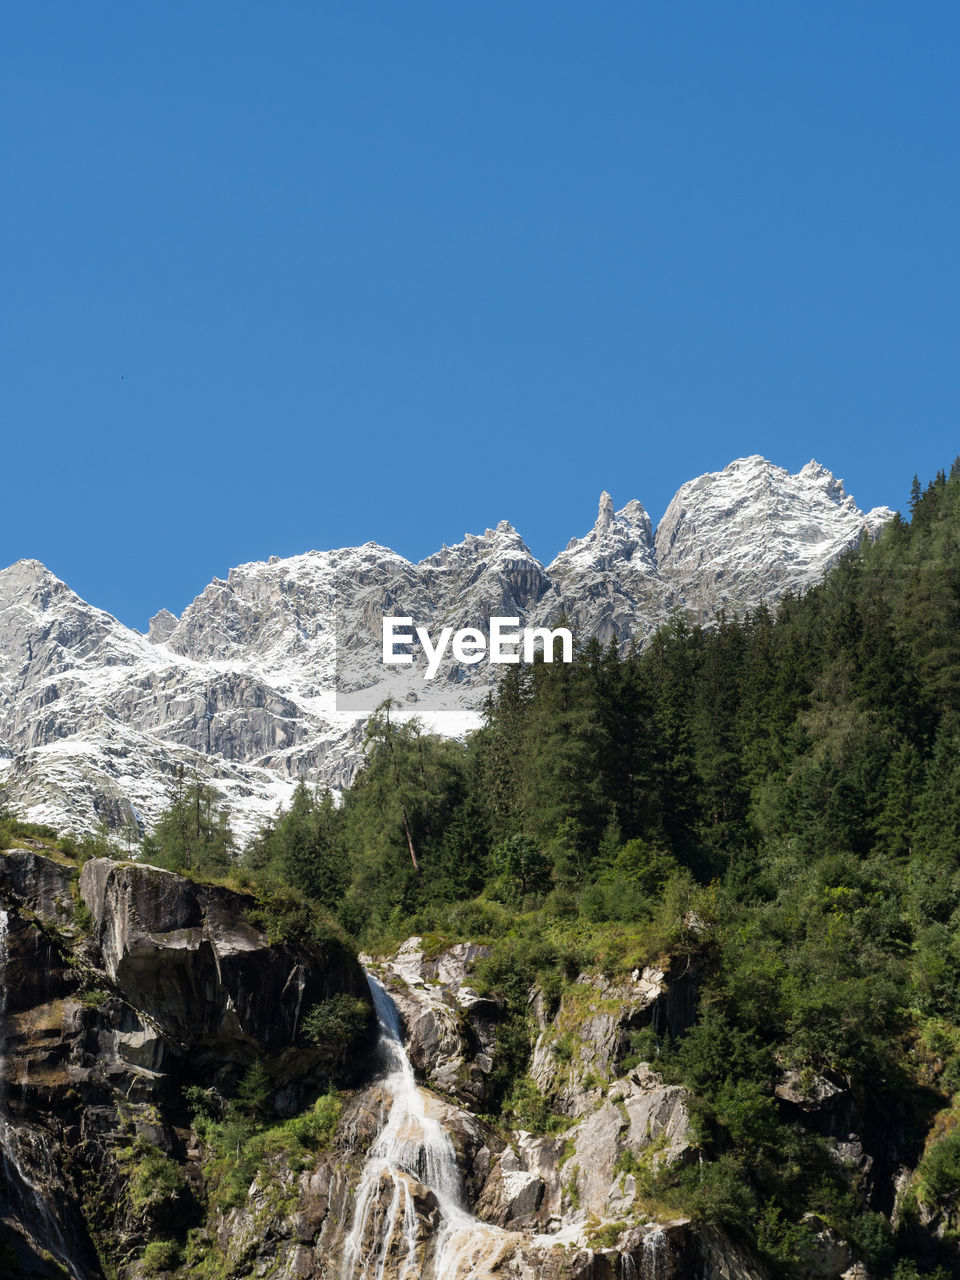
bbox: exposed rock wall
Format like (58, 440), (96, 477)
(0, 846), (369, 1278)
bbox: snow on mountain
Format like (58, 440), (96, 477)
(655, 456), (895, 621)
(0, 458), (894, 838)
(545, 492), (664, 646)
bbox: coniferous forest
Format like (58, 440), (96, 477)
(18, 461), (960, 1275)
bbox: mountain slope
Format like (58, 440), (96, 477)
(0, 458), (893, 836)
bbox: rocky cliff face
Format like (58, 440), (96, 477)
(0, 457), (893, 839)
(0, 842), (368, 1279)
(0, 871), (908, 1280)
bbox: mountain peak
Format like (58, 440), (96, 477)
(798, 458), (847, 502)
(147, 608), (178, 644)
(0, 454), (896, 839)
(596, 491), (615, 533)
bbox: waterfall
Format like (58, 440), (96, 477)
(342, 973), (507, 1280)
(619, 1252), (639, 1280)
(640, 1227), (668, 1280)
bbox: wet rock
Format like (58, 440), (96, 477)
(375, 936), (498, 1104)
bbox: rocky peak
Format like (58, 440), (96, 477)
(419, 519), (536, 568)
(653, 455), (894, 621)
(554, 491), (655, 558)
(0, 560), (75, 618)
(798, 457), (848, 503)
(417, 522), (552, 625)
(146, 607), (177, 644)
(0, 455), (894, 838)
(541, 492), (660, 646)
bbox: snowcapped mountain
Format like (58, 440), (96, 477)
(0, 457), (893, 838)
(655, 456), (894, 621)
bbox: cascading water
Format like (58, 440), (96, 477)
(641, 1227), (668, 1280)
(619, 1252), (639, 1280)
(343, 973), (509, 1280)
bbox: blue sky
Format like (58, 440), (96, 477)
(3, 3), (958, 630)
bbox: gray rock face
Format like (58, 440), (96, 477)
(546, 493), (664, 648)
(529, 965), (688, 1117)
(0, 457), (893, 839)
(474, 1065), (691, 1234)
(373, 936), (499, 1104)
(654, 456), (892, 623)
(78, 858), (367, 1062)
(0, 846), (76, 926)
(0, 846), (369, 1280)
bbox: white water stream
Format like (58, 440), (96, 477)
(342, 974), (510, 1280)
(343, 973), (672, 1280)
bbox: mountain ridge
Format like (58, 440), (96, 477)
(0, 456), (894, 838)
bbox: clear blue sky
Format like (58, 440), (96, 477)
(3, 4), (958, 630)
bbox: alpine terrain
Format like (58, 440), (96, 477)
(0, 457), (891, 839)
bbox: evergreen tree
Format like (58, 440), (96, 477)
(142, 767), (235, 873)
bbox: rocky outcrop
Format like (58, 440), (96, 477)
(373, 936), (500, 1104)
(529, 964), (696, 1117)
(0, 846), (369, 1279)
(474, 1066), (692, 1233)
(77, 858), (367, 1072)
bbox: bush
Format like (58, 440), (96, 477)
(249, 885), (351, 960)
(917, 1128), (960, 1204)
(503, 1075), (557, 1131)
(621, 1027), (660, 1071)
(302, 994), (370, 1048)
(444, 897), (510, 937)
(543, 886), (578, 919)
(117, 1141), (187, 1228)
(141, 1239), (182, 1275)
(579, 883), (609, 922)
(198, 1091), (343, 1211)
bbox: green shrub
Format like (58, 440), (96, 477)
(72, 900), (95, 934)
(302, 994), (370, 1047)
(117, 1141), (187, 1222)
(78, 986), (111, 1009)
(183, 1085), (219, 1121)
(543, 887), (578, 919)
(579, 883), (609, 923)
(917, 1129), (960, 1204)
(141, 1239), (182, 1275)
(621, 1027), (660, 1071)
(248, 884), (353, 960)
(443, 897), (510, 937)
(199, 1091), (342, 1211)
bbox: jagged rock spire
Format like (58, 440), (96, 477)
(596, 491), (615, 533)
